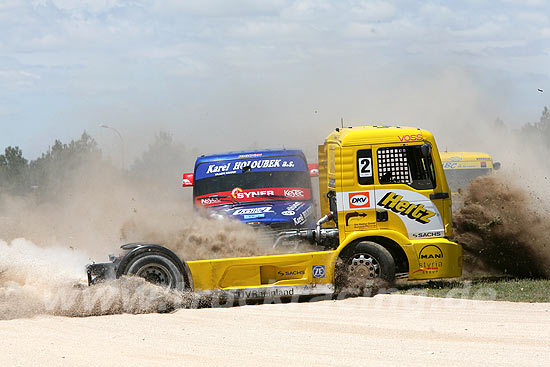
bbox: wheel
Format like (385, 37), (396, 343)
(123, 252), (185, 291)
(337, 241), (395, 292)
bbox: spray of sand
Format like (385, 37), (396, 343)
(453, 174), (550, 278)
(0, 148), (315, 319)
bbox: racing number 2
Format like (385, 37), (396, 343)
(359, 158), (372, 177)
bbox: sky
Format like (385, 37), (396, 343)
(1, 0), (549, 162)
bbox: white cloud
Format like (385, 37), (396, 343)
(352, 1), (396, 21)
(50, 0), (121, 14)
(503, 0), (546, 6)
(450, 22), (505, 39)
(517, 12), (548, 24)
(0, 70), (40, 87)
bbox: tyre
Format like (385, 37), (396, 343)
(337, 241), (396, 293)
(123, 252), (186, 291)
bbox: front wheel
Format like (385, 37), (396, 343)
(123, 252), (186, 291)
(337, 241), (395, 293)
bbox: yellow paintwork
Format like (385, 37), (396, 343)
(319, 126), (460, 279)
(187, 125), (462, 294)
(187, 251), (337, 291)
(440, 151), (494, 170)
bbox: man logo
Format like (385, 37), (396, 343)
(349, 192), (370, 208)
(312, 265), (325, 278)
(418, 245), (443, 260)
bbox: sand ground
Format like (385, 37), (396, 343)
(1, 294), (550, 366)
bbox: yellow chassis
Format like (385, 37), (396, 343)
(187, 234), (462, 296)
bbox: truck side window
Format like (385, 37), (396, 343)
(377, 146), (436, 190)
(357, 149), (374, 185)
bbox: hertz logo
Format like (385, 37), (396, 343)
(377, 192), (436, 224)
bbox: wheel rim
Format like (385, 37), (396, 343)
(134, 263), (173, 287)
(348, 253), (381, 279)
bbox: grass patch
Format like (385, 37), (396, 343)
(395, 278), (550, 303)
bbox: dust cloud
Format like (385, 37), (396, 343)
(0, 146), (313, 319)
(453, 174), (550, 278)
(0, 238), (208, 320)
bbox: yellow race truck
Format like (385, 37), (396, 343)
(440, 151), (500, 193)
(87, 126), (462, 298)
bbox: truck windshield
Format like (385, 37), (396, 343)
(194, 156), (312, 207)
(377, 145), (436, 190)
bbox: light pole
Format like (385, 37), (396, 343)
(99, 124), (125, 169)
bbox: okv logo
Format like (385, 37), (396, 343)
(312, 265), (325, 278)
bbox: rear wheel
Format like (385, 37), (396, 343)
(337, 241), (395, 293)
(123, 252), (185, 291)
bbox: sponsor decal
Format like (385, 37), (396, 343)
(345, 211), (367, 226)
(238, 153), (262, 158)
(286, 202), (304, 212)
(398, 134), (423, 142)
(277, 270), (305, 277)
(283, 189), (305, 198)
(244, 214), (265, 219)
(197, 187), (311, 207)
(195, 156), (307, 180)
(412, 231), (443, 239)
(236, 288), (295, 298)
(419, 245), (443, 259)
(415, 245), (444, 274)
(205, 163), (232, 174)
(233, 207), (272, 215)
(201, 197), (222, 205)
(349, 192), (371, 209)
(312, 265), (325, 278)
(281, 210), (295, 216)
(233, 159), (288, 170)
(481, 161), (487, 168)
(443, 162), (458, 169)
(293, 205), (313, 226)
(377, 192), (436, 224)
(231, 187), (275, 199)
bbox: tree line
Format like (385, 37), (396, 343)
(1, 106), (549, 197)
(0, 130), (194, 198)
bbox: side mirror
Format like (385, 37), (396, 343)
(182, 173), (194, 187)
(420, 143), (432, 158)
(493, 162), (501, 170)
(308, 163), (319, 177)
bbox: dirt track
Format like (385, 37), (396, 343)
(1, 294), (550, 366)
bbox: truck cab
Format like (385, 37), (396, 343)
(317, 126), (461, 279)
(440, 151), (500, 193)
(186, 150), (316, 231)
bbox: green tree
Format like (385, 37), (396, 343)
(0, 146), (29, 193)
(28, 131), (103, 198)
(522, 106), (550, 148)
(130, 131), (195, 187)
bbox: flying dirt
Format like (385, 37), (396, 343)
(453, 174), (550, 278)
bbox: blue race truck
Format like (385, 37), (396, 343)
(183, 149), (316, 231)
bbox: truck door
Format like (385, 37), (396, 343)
(336, 145), (378, 234)
(372, 143), (446, 239)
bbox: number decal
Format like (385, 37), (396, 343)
(359, 157), (372, 177)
